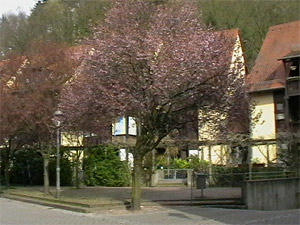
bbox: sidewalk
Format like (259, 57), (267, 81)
(2, 186), (242, 213)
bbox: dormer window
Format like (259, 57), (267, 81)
(279, 47), (300, 78)
(289, 59), (299, 77)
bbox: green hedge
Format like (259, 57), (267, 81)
(210, 166), (288, 187)
(157, 156), (209, 172)
(211, 166), (246, 187)
(49, 156), (73, 186)
(9, 148), (44, 186)
(83, 145), (130, 187)
(3, 148), (73, 186)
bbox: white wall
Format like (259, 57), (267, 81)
(251, 92), (276, 140)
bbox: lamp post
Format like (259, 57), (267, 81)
(54, 110), (63, 198)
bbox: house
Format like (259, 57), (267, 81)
(198, 28), (248, 166)
(246, 21), (300, 165)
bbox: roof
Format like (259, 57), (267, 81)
(217, 28), (241, 51)
(279, 48), (300, 60)
(219, 28), (239, 38)
(247, 20), (300, 92)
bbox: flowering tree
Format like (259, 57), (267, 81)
(0, 54), (32, 186)
(0, 42), (77, 190)
(61, 0), (245, 210)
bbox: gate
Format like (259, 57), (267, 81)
(154, 169), (192, 187)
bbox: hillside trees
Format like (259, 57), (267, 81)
(0, 12), (30, 57)
(2, 0), (299, 65)
(198, 0), (300, 69)
(61, 0), (247, 210)
(0, 0), (110, 58)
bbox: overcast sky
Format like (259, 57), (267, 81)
(0, 0), (37, 17)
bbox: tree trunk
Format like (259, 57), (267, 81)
(4, 162), (10, 187)
(43, 155), (50, 194)
(4, 148), (11, 187)
(131, 155), (143, 211)
(75, 152), (80, 189)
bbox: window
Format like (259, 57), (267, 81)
(289, 59), (299, 77)
(275, 103), (284, 120)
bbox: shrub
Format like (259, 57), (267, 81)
(171, 158), (190, 169)
(9, 148), (44, 186)
(83, 145), (130, 187)
(154, 155), (209, 172)
(210, 166), (288, 187)
(211, 166), (246, 187)
(49, 156), (73, 186)
(188, 156), (209, 172)
(6, 147), (73, 186)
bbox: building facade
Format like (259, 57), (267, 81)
(247, 21), (300, 165)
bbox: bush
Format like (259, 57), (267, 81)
(188, 156), (209, 172)
(211, 166), (246, 187)
(9, 148), (44, 186)
(210, 166), (288, 187)
(49, 156), (73, 186)
(5, 147), (73, 186)
(156, 156), (209, 172)
(83, 145), (130, 187)
(171, 158), (190, 169)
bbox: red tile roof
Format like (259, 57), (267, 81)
(219, 28), (239, 38)
(247, 20), (300, 92)
(217, 28), (241, 54)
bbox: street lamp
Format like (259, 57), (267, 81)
(54, 110), (63, 198)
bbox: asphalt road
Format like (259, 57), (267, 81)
(0, 198), (299, 225)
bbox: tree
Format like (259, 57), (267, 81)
(198, 0), (300, 69)
(0, 54), (35, 186)
(0, 42), (77, 191)
(0, 12), (30, 58)
(0, 1), (110, 59)
(27, 0), (110, 45)
(61, 0), (246, 210)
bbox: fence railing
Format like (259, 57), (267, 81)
(156, 169), (299, 187)
(206, 172), (245, 187)
(160, 169), (191, 180)
(245, 171), (298, 181)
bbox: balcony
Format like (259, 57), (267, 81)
(286, 76), (300, 96)
(289, 121), (300, 133)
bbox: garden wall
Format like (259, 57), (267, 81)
(243, 178), (299, 210)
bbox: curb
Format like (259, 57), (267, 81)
(6, 192), (91, 208)
(2, 195), (90, 213)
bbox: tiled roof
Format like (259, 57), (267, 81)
(247, 20), (300, 92)
(219, 28), (239, 38)
(217, 28), (241, 55)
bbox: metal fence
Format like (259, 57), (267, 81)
(245, 171), (298, 181)
(206, 173), (245, 187)
(162, 169), (189, 179)
(156, 169), (299, 188)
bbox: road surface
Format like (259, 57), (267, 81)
(0, 198), (299, 225)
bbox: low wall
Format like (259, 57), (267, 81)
(151, 170), (163, 186)
(243, 178), (299, 210)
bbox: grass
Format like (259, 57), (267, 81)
(3, 186), (129, 207)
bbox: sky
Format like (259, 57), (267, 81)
(0, 0), (37, 17)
